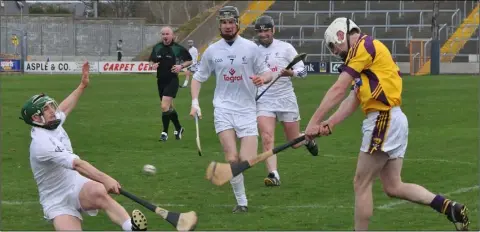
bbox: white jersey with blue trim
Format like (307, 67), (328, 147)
(256, 39), (307, 100)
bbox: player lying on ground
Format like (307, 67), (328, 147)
(190, 6), (273, 213)
(181, 40), (199, 88)
(20, 61), (148, 231)
(149, 26), (192, 141)
(304, 17), (469, 231)
(254, 15), (319, 187)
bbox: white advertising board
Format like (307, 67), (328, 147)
(24, 61), (99, 73)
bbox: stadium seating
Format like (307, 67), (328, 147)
(242, 1), (478, 63)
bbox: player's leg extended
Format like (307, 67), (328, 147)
(218, 129), (248, 213)
(354, 151), (389, 230)
(380, 158), (470, 230)
(257, 115), (280, 186)
(183, 69), (191, 87)
(78, 181), (147, 231)
(280, 112), (318, 156)
(53, 215), (82, 230)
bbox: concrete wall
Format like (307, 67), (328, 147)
(397, 62), (479, 75)
(0, 15), (172, 60)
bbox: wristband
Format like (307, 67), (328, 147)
(192, 98), (199, 106)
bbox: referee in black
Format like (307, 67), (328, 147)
(149, 26), (192, 141)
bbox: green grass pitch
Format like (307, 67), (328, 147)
(1, 73), (478, 230)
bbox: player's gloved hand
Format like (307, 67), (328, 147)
(250, 75), (265, 86)
(190, 98), (202, 119)
(103, 176), (121, 194)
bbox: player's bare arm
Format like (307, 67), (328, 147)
(305, 71), (353, 139)
(72, 158), (121, 194)
(251, 71), (274, 86)
(57, 61), (89, 117)
(190, 79), (202, 118)
(320, 90), (360, 135)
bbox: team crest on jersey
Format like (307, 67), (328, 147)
(242, 56), (247, 64)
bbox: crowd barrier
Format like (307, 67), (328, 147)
(1, 59), (345, 74)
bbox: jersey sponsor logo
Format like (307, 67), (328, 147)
(214, 58), (223, 63)
(269, 66), (278, 72)
(223, 68), (243, 82)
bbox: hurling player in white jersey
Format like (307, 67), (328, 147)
(182, 40), (199, 88)
(19, 62), (147, 231)
(190, 6), (273, 213)
(254, 16), (319, 187)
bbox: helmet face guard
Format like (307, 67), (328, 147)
(20, 93), (62, 130)
(324, 17), (361, 62)
(217, 6), (240, 41)
(254, 16), (275, 47)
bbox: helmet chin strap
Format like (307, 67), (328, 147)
(32, 113), (61, 130)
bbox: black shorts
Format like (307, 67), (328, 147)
(157, 77), (179, 99)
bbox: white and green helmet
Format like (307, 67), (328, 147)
(19, 93), (61, 130)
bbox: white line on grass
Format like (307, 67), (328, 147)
(322, 154), (476, 166)
(4, 184), (477, 211)
(377, 185), (480, 210)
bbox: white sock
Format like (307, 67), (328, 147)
(272, 170), (280, 180)
(183, 79), (189, 86)
(230, 173), (248, 206)
(121, 218), (133, 231)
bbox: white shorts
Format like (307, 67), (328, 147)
(43, 174), (99, 221)
(214, 108), (258, 138)
(256, 96), (300, 122)
(360, 106), (408, 159)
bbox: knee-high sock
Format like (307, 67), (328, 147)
(162, 111), (171, 133)
(170, 109), (182, 131)
(230, 173), (247, 206)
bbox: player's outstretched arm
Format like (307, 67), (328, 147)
(58, 61), (89, 117)
(73, 158), (121, 194)
(326, 90), (360, 127)
(304, 72), (353, 139)
(190, 79), (202, 118)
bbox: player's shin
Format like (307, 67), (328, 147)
(354, 182), (374, 230)
(230, 173), (247, 206)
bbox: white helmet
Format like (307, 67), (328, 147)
(324, 17), (361, 54)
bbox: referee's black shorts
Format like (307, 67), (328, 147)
(157, 77), (179, 99)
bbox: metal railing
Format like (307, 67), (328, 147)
(286, 0), (474, 20)
(246, 24), (444, 47)
(254, 9), (461, 31)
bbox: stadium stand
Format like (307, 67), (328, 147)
(242, 0), (479, 68)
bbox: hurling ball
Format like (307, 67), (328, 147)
(143, 164), (156, 175)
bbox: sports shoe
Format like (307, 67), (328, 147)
(159, 132), (168, 141)
(131, 209), (148, 231)
(232, 205), (248, 213)
(174, 127), (184, 140)
(264, 172), (280, 187)
(446, 202), (469, 231)
(305, 139), (318, 156)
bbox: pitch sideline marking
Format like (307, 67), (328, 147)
(3, 185), (477, 211)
